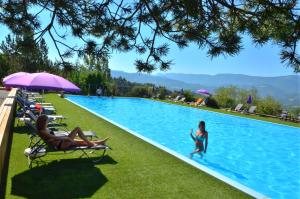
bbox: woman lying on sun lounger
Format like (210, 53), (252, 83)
(36, 115), (109, 150)
(190, 121), (208, 158)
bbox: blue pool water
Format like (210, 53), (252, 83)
(67, 96), (300, 199)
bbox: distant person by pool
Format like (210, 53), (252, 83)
(60, 91), (65, 98)
(96, 87), (102, 96)
(190, 121), (208, 158)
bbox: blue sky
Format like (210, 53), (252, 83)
(110, 38), (296, 76)
(0, 22), (296, 77)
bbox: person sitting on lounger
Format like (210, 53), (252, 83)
(36, 115), (109, 150)
(190, 121), (208, 158)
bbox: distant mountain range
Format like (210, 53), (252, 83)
(111, 70), (300, 107)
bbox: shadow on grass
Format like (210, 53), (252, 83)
(10, 157), (115, 199)
(12, 125), (32, 135)
(95, 155), (118, 165)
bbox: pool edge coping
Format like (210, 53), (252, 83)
(66, 97), (269, 199)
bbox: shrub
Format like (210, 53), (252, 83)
(256, 96), (282, 115)
(158, 87), (168, 99)
(236, 88), (259, 106)
(205, 97), (219, 108)
(130, 86), (150, 97)
(183, 90), (196, 102)
(113, 77), (133, 96)
(288, 106), (300, 118)
(214, 86), (238, 108)
(214, 86), (260, 108)
(170, 92), (180, 99)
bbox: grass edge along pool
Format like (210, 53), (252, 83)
(66, 96), (269, 199)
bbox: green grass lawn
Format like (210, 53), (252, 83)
(4, 94), (253, 199)
(156, 99), (300, 128)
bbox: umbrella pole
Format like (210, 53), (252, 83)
(42, 89), (44, 103)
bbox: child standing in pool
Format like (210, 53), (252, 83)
(190, 121), (208, 158)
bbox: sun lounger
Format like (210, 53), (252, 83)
(25, 109), (64, 123)
(23, 114), (65, 132)
(280, 111), (297, 122)
(246, 106), (257, 114)
(17, 117), (32, 126)
(179, 97), (186, 102)
(29, 104), (55, 109)
(16, 105), (61, 123)
(188, 98), (203, 106)
(173, 96), (181, 102)
(20, 91), (40, 97)
(17, 96), (55, 112)
(18, 91), (44, 102)
(23, 117), (107, 168)
(23, 117), (96, 138)
(19, 110), (65, 131)
(17, 98), (56, 115)
(28, 101), (52, 106)
(24, 96), (50, 105)
(279, 111), (288, 120)
(53, 130), (97, 138)
(24, 136), (110, 168)
(234, 104), (243, 112)
(195, 98), (204, 106)
(23, 118), (97, 147)
(17, 95), (55, 109)
(46, 114), (65, 120)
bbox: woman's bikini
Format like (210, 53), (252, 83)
(195, 131), (206, 151)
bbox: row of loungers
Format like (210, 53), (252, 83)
(170, 96), (206, 106)
(230, 104), (257, 114)
(170, 96), (299, 123)
(16, 90), (110, 168)
(228, 104), (300, 123)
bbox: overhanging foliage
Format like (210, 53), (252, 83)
(0, 0), (299, 72)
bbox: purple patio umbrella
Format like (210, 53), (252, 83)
(4, 72), (81, 92)
(3, 72), (30, 83)
(195, 89), (211, 96)
(247, 95), (252, 104)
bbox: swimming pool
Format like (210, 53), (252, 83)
(67, 96), (300, 199)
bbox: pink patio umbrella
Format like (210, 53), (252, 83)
(195, 89), (211, 96)
(3, 72), (30, 83)
(3, 72), (81, 92)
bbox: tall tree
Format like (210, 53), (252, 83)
(0, 1), (299, 72)
(0, 54), (10, 79)
(0, 35), (22, 75)
(83, 53), (111, 78)
(0, 32), (53, 74)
